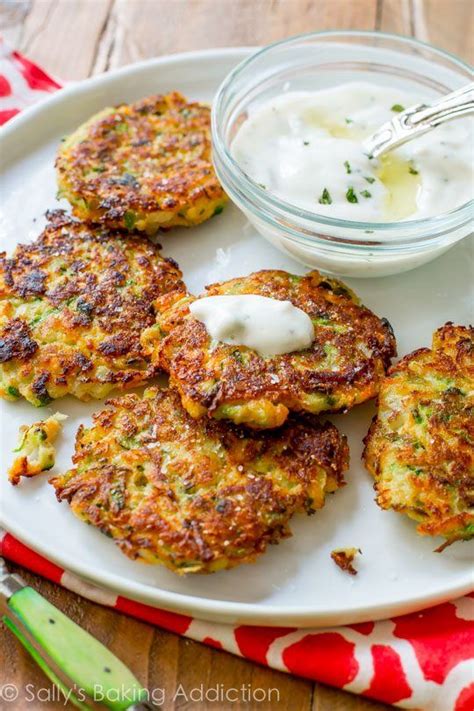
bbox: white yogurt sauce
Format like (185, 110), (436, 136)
(231, 82), (473, 222)
(189, 295), (314, 356)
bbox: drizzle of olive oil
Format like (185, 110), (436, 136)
(302, 109), (421, 220)
(301, 109), (367, 140)
(376, 154), (421, 220)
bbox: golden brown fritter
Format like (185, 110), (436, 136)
(0, 211), (185, 406)
(363, 323), (474, 547)
(50, 387), (349, 574)
(56, 92), (227, 233)
(141, 270), (396, 429)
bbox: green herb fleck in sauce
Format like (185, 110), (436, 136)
(360, 189), (372, 199)
(344, 160), (352, 174)
(346, 187), (358, 204)
(391, 104), (405, 113)
(318, 188), (332, 205)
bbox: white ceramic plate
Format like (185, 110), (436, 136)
(1, 49), (473, 627)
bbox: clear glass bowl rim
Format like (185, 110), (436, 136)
(212, 29), (474, 237)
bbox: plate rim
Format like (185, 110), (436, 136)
(3, 517), (473, 627)
(1, 48), (473, 628)
(0, 47), (254, 146)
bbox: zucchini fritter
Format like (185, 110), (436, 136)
(8, 412), (67, 485)
(141, 270), (396, 428)
(363, 324), (474, 547)
(50, 387), (349, 574)
(56, 92), (227, 233)
(0, 211), (184, 405)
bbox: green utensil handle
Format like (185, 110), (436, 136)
(4, 586), (148, 710)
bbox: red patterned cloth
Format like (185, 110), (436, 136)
(0, 39), (60, 124)
(1, 43), (473, 711)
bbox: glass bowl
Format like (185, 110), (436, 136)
(212, 31), (473, 278)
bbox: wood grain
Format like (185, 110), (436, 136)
(18, 0), (112, 79)
(0, 1), (470, 709)
(417, 0), (473, 64)
(1, 0), (470, 81)
(95, 0), (378, 74)
(377, 0), (412, 34)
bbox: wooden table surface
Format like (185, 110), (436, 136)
(0, 2), (472, 710)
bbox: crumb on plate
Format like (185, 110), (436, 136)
(8, 412), (67, 485)
(331, 547), (361, 575)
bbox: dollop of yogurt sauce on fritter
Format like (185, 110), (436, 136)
(231, 82), (473, 221)
(190, 295), (314, 356)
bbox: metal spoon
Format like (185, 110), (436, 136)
(364, 82), (474, 159)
